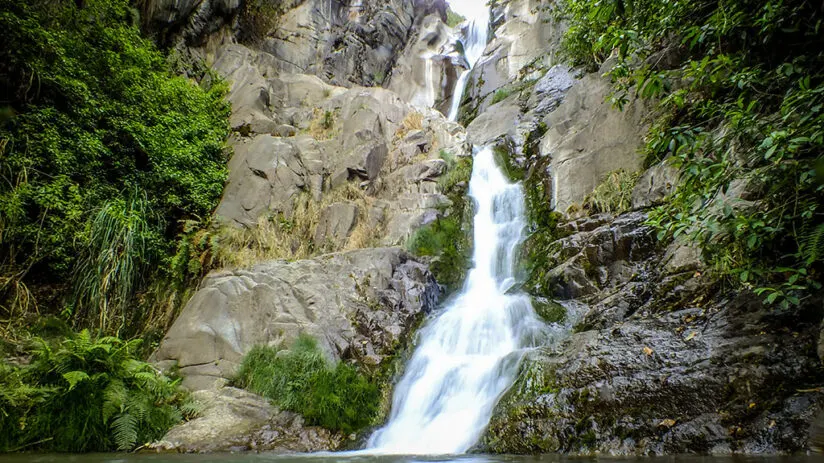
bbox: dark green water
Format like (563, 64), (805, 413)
(0, 455), (823, 463)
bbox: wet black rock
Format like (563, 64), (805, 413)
(481, 212), (824, 455)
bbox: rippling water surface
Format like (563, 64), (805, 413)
(1, 454), (823, 463)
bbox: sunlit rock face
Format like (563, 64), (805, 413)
(145, 0), (449, 88)
(153, 248), (438, 391)
(388, 14), (463, 115)
(208, 41), (467, 245)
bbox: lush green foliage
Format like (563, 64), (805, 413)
(445, 7), (466, 28)
(491, 88), (515, 105)
(0, 0), (230, 331)
(408, 151), (473, 291)
(233, 335), (380, 435)
(558, 0), (824, 307)
(0, 330), (192, 452)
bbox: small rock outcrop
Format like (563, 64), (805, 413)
(388, 14), (463, 114)
(153, 248), (438, 391)
(540, 65), (648, 212)
(149, 388), (341, 453)
(461, 0), (566, 117)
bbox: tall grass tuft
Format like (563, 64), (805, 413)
(395, 111), (424, 139)
(72, 195), (157, 334)
(582, 170), (640, 215)
(233, 334), (380, 435)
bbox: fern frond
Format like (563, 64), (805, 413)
(111, 412), (138, 451)
(800, 223), (824, 265)
(179, 397), (203, 420)
(62, 371), (90, 391)
(102, 379), (127, 422)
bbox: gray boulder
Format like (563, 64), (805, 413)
(314, 202), (359, 246)
(632, 160), (681, 209)
(148, 388), (340, 453)
(540, 68), (648, 213)
(152, 248), (438, 391)
(215, 135), (307, 227)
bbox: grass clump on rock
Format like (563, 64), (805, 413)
(582, 169), (640, 214)
(233, 334), (380, 435)
(408, 150), (473, 291)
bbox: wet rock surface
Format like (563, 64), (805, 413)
(460, 0), (824, 453)
(482, 281), (823, 454)
(478, 213), (823, 455)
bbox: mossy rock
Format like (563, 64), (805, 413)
(492, 144), (526, 182)
(532, 297), (567, 324)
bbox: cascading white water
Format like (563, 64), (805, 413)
(411, 53), (437, 109)
(366, 147), (546, 455)
(447, 4), (489, 121)
(364, 2), (546, 455)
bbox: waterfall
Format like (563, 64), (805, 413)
(366, 147), (546, 454)
(364, 3), (546, 454)
(446, 4), (489, 121)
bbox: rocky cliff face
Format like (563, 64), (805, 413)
(145, 0), (467, 453)
(210, 42), (465, 245)
(456, 0), (823, 455)
(147, 0), (822, 455)
(144, 0), (447, 87)
(480, 214), (822, 455)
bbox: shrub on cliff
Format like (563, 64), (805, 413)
(558, 0), (824, 307)
(0, 0), (230, 332)
(233, 334), (380, 435)
(0, 330), (193, 452)
(407, 150), (473, 292)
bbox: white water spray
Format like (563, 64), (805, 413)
(447, 3), (489, 121)
(364, 3), (546, 455)
(366, 147), (546, 454)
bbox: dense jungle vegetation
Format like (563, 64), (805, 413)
(0, 0), (230, 338)
(558, 0), (824, 307)
(0, 0), (229, 452)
